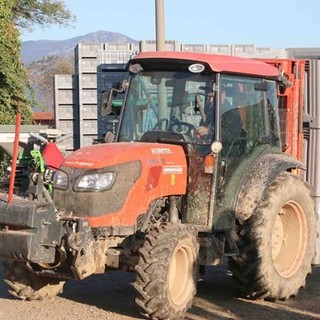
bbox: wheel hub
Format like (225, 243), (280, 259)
(272, 201), (308, 278)
(168, 244), (194, 306)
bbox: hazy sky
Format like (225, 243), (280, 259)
(21, 0), (320, 49)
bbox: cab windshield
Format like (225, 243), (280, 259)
(117, 71), (215, 146)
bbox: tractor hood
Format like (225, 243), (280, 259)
(53, 142), (188, 227)
(63, 142), (185, 169)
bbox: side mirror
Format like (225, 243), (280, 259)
(101, 80), (128, 116)
(101, 89), (114, 116)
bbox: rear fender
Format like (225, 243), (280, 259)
(235, 153), (304, 222)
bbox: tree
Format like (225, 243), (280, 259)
(27, 54), (74, 110)
(12, 0), (75, 30)
(0, 0), (32, 125)
(0, 0), (75, 124)
(0, 0), (75, 176)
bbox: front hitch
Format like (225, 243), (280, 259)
(0, 199), (64, 264)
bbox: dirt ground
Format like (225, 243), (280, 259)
(0, 261), (320, 320)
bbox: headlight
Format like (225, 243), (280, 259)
(74, 172), (116, 192)
(53, 170), (69, 190)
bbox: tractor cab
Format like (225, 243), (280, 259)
(104, 52), (281, 161)
(103, 51), (281, 229)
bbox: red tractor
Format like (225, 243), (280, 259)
(0, 52), (316, 320)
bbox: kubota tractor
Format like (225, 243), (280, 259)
(0, 52), (317, 320)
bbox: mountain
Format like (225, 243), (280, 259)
(21, 30), (138, 64)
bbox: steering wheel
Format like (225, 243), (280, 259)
(168, 121), (197, 141)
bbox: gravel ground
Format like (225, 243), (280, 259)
(1, 261), (320, 320)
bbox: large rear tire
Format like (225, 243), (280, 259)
(229, 172), (317, 300)
(134, 223), (199, 320)
(2, 260), (65, 301)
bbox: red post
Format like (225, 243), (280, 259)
(8, 111), (21, 203)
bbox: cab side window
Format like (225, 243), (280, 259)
(220, 76), (274, 160)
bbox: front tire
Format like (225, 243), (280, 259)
(134, 223), (199, 320)
(229, 172), (317, 300)
(2, 260), (65, 301)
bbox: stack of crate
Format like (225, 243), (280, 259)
(76, 43), (101, 148)
(303, 59), (320, 264)
(54, 42), (138, 152)
(97, 62), (128, 139)
(139, 40), (180, 52)
(54, 74), (79, 150)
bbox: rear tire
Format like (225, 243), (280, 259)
(134, 223), (199, 320)
(229, 172), (317, 300)
(2, 260), (65, 301)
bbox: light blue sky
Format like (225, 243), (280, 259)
(21, 0), (320, 49)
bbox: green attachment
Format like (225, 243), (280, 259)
(30, 150), (45, 173)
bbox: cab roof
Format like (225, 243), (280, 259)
(131, 51), (279, 78)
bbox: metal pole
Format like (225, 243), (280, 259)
(155, 0), (165, 51)
(155, 0), (166, 123)
(8, 110), (21, 203)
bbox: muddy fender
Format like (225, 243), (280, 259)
(235, 153), (303, 222)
